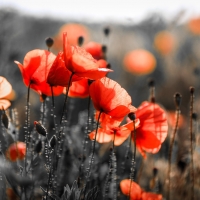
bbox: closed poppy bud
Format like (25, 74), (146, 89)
(104, 27), (110, 36)
(128, 112), (136, 121)
(50, 135), (57, 149)
(34, 140), (42, 154)
(45, 37), (54, 48)
(1, 111), (9, 129)
(174, 93), (182, 108)
(34, 121), (47, 137)
(78, 36), (84, 46)
(6, 142), (26, 162)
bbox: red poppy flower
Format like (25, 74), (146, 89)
(62, 32), (112, 80)
(123, 49), (156, 75)
(0, 76), (12, 110)
(154, 31), (175, 55)
(6, 142), (26, 162)
(89, 116), (140, 145)
(84, 41), (104, 60)
(89, 77), (137, 121)
(133, 101), (168, 157)
(14, 49), (64, 96)
(120, 179), (162, 200)
(53, 23), (90, 50)
(187, 17), (200, 35)
(64, 78), (89, 98)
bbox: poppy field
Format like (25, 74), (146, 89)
(1, 9), (200, 200)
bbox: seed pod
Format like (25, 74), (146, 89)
(128, 112), (136, 121)
(34, 121), (47, 137)
(174, 93), (182, 108)
(34, 140), (42, 154)
(50, 135), (57, 149)
(45, 37), (54, 48)
(78, 36), (84, 46)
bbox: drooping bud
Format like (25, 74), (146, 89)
(45, 37), (54, 48)
(50, 135), (57, 149)
(148, 78), (155, 87)
(34, 121), (47, 137)
(128, 112), (136, 121)
(78, 36), (84, 46)
(1, 111), (9, 129)
(174, 93), (182, 108)
(34, 140), (42, 154)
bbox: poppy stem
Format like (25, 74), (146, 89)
(83, 111), (102, 196)
(129, 119), (136, 200)
(59, 73), (74, 125)
(78, 96), (91, 187)
(189, 87), (195, 200)
(167, 93), (181, 200)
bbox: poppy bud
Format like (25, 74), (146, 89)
(153, 167), (158, 177)
(78, 36), (84, 46)
(190, 86), (195, 94)
(148, 78), (155, 87)
(104, 27), (110, 36)
(107, 63), (111, 69)
(192, 112), (198, 120)
(34, 140), (42, 153)
(128, 112), (136, 121)
(50, 135), (57, 149)
(34, 121), (47, 137)
(45, 37), (54, 48)
(1, 111), (9, 129)
(174, 93), (182, 108)
(102, 45), (107, 54)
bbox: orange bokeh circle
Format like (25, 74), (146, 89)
(123, 49), (156, 75)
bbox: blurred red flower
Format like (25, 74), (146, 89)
(133, 101), (168, 157)
(0, 76), (12, 110)
(15, 49), (64, 97)
(120, 179), (162, 200)
(123, 49), (156, 75)
(6, 142), (26, 162)
(89, 77), (136, 121)
(84, 41), (104, 60)
(53, 23), (90, 50)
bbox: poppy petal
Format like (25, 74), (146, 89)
(0, 99), (11, 110)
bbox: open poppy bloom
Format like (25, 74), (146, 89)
(64, 78), (89, 98)
(132, 101), (168, 157)
(6, 142), (26, 162)
(14, 49), (64, 97)
(0, 76), (12, 110)
(89, 116), (140, 145)
(84, 41), (104, 60)
(89, 77), (137, 121)
(120, 179), (162, 200)
(62, 32), (112, 80)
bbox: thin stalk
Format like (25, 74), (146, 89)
(83, 111), (102, 196)
(167, 103), (181, 200)
(189, 87), (194, 200)
(59, 73), (74, 125)
(129, 119), (136, 200)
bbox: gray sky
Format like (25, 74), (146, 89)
(0, 0), (200, 23)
